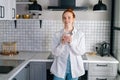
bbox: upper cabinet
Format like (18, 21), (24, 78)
(10, 0), (16, 20)
(0, 0), (16, 20)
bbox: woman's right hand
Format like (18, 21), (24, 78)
(61, 34), (71, 44)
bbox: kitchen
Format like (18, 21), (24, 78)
(0, 0), (119, 80)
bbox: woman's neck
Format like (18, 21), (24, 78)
(64, 26), (73, 33)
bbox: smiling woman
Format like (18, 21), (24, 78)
(50, 8), (86, 80)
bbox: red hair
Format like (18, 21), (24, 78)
(62, 8), (75, 18)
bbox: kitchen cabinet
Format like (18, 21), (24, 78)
(0, 0), (16, 20)
(88, 63), (118, 80)
(29, 62), (46, 80)
(12, 64), (30, 80)
(10, 0), (16, 20)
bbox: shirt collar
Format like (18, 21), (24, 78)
(72, 27), (77, 35)
(61, 27), (77, 35)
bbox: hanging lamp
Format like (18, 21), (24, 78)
(93, 0), (107, 11)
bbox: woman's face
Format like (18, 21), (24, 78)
(62, 12), (75, 28)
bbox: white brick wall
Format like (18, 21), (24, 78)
(0, 20), (110, 52)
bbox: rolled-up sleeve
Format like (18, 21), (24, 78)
(69, 33), (86, 55)
(51, 33), (65, 57)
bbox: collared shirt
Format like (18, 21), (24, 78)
(50, 27), (86, 78)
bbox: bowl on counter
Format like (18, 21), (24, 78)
(16, 14), (21, 19)
(22, 14), (31, 19)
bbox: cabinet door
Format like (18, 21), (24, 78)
(9, 0), (16, 20)
(13, 67), (28, 80)
(88, 76), (116, 80)
(88, 63), (117, 76)
(30, 62), (46, 80)
(0, 0), (16, 20)
(0, 0), (7, 20)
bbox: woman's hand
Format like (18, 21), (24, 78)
(61, 34), (72, 44)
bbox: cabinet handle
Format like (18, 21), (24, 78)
(0, 6), (2, 18)
(12, 8), (15, 19)
(2, 6), (5, 18)
(25, 64), (30, 68)
(96, 78), (107, 80)
(96, 64), (108, 67)
(0, 6), (5, 18)
(12, 78), (17, 80)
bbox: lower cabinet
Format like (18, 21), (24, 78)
(88, 76), (116, 80)
(12, 64), (30, 80)
(29, 62), (46, 80)
(12, 62), (47, 80)
(88, 63), (118, 80)
(12, 61), (118, 80)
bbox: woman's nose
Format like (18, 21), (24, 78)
(65, 19), (69, 22)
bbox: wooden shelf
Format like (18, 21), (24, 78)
(16, 19), (42, 20)
(16, 2), (33, 4)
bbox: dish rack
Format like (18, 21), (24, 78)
(1, 42), (18, 56)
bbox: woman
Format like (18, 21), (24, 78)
(50, 9), (86, 80)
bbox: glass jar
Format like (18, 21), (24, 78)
(38, 14), (42, 19)
(32, 13), (38, 19)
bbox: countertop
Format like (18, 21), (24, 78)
(0, 51), (119, 80)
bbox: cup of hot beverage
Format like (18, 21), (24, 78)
(63, 32), (72, 43)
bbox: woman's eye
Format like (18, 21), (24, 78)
(63, 17), (66, 19)
(68, 17), (71, 19)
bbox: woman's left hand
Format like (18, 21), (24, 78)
(65, 35), (72, 43)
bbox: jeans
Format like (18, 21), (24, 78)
(53, 73), (78, 80)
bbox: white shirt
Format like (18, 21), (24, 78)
(50, 27), (86, 78)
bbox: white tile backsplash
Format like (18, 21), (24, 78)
(0, 20), (110, 52)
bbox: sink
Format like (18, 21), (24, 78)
(0, 59), (24, 74)
(0, 66), (14, 74)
